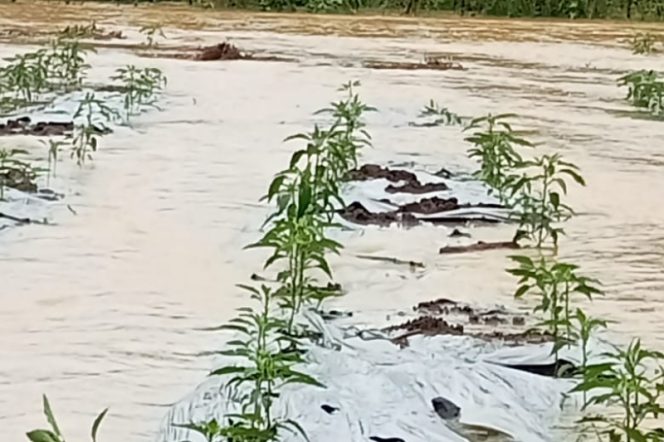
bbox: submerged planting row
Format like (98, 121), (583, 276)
(1, 15), (663, 442)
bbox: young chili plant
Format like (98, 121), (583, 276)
(573, 339), (664, 442)
(508, 153), (586, 248)
(507, 255), (602, 367)
(463, 113), (533, 204)
(180, 285), (322, 442)
(26, 394), (108, 442)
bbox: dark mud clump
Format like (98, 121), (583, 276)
(387, 316), (464, 347)
(346, 164), (448, 195)
(364, 57), (464, 71)
(416, 297), (473, 315)
(0, 117), (73, 137)
(346, 164), (418, 184)
(339, 201), (419, 227)
(440, 240), (520, 254)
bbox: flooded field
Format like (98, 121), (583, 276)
(1, 2), (664, 441)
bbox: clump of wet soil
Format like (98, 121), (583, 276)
(0, 117), (73, 137)
(347, 163), (449, 194)
(385, 297), (546, 347)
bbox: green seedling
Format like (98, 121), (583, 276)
(618, 70), (664, 118)
(26, 394), (108, 442)
(573, 339), (664, 442)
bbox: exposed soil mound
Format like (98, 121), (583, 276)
(195, 42), (243, 61)
(339, 201), (419, 227)
(346, 164), (418, 183)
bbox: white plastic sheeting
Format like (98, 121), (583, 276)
(156, 309), (610, 442)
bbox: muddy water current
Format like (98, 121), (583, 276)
(1, 2), (664, 441)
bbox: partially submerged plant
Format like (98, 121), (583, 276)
(573, 339), (664, 442)
(507, 255), (602, 366)
(41, 139), (69, 183)
(139, 24), (166, 47)
(628, 32), (657, 55)
(71, 92), (118, 165)
(0, 148), (41, 199)
(26, 394), (108, 442)
(618, 70), (664, 118)
(47, 39), (94, 90)
(420, 99), (462, 126)
(110, 65), (167, 122)
(0, 49), (50, 103)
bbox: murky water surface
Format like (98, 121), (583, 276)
(1, 2), (664, 441)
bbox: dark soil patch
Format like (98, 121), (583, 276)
(0, 117), (73, 137)
(440, 240), (520, 254)
(386, 296), (537, 347)
(0, 168), (37, 193)
(364, 59), (464, 71)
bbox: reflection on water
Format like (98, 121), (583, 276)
(1, 3), (664, 441)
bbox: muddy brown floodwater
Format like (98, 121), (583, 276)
(1, 2), (664, 441)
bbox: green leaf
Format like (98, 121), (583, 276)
(210, 366), (248, 376)
(514, 284), (531, 298)
(26, 430), (59, 442)
(91, 408), (108, 442)
(42, 395), (62, 438)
